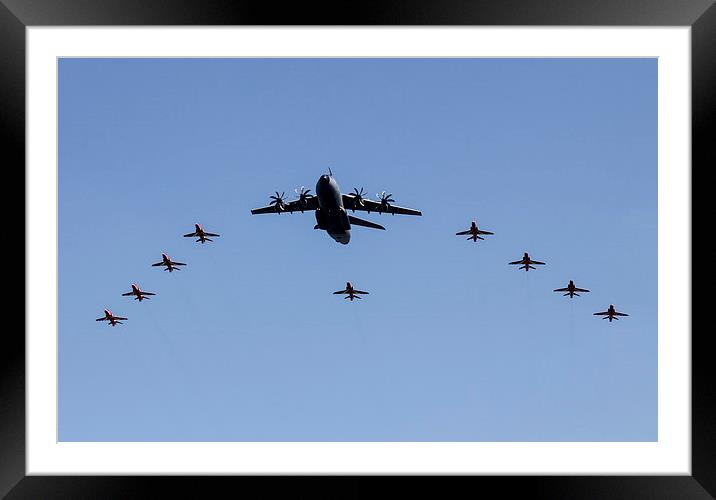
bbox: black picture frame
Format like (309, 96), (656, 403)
(4, 1), (711, 498)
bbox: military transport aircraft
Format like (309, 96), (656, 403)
(553, 280), (590, 298)
(456, 220), (494, 242)
(95, 309), (127, 326)
(333, 282), (369, 301)
(250, 170), (422, 244)
(509, 252), (546, 271)
(152, 253), (187, 272)
(593, 305), (629, 322)
(184, 223), (220, 243)
(122, 283), (156, 301)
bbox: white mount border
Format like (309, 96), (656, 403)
(26, 27), (690, 474)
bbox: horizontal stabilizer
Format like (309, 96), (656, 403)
(348, 215), (385, 230)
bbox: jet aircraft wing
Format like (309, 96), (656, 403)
(593, 311), (610, 316)
(456, 230), (472, 235)
(251, 196), (320, 215)
(613, 312), (629, 316)
(574, 287), (590, 292)
(553, 287), (570, 292)
(342, 195), (422, 216)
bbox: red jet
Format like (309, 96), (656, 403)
(333, 282), (369, 301)
(594, 305), (629, 322)
(122, 283), (156, 302)
(509, 252), (546, 272)
(456, 220), (494, 242)
(553, 280), (590, 298)
(95, 309), (127, 326)
(183, 223), (220, 244)
(152, 253), (187, 272)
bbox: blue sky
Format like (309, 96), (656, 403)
(58, 58), (657, 441)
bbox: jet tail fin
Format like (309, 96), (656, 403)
(348, 215), (385, 230)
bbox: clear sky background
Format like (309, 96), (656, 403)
(58, 58), (657, 441)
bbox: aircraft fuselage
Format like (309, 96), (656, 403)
(315, 174), (351, 244)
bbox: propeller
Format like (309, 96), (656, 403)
(351, 187), (366, 210)
(377, 191), (395, 213)
(294, 186), (313, 208)
(269, 191), (286, 212)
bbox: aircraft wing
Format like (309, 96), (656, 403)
(456, 230), (471, 235)
(172, 262), (187, 266)
(593, 311), (609, 316)
(183, 232), (198, 237)
(614, 312), (629, 316)
(114, 316), (128, 320)
(508, 260), (524, 265)
(531, 260), (546, 265)
(251, 196), (319, 215)
(121, 292), (134, 296)
(142, 292), (156, 296)
(95, 317), (107, 321)
(574, 287), (590, 292)
(342, 195), (422, 216)
(151, 262), (164, 266)
(477, 230), (494, 235)
(333, 290), (348, 294)
(553, 287), (569, 292)
(353, 290), (369, 294)
(203, 233), (220, 237)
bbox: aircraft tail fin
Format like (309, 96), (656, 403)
(348, 215), (385, 230)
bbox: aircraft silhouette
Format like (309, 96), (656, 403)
(509, 252), (546, 271)
(333, 282), (369, 301)
(594, 305), (629, 322)
(95, 309), (127, 326)
(456, 220), (494, 242)
(553, 280), (590, 298)
(184, 223), (220, 243)
(251, 170), (422, 244)
(152, 253), (187, 272)
(122, 283), (156, 302)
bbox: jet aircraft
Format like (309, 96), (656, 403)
(122, 283), (156, 301)
(95, 309), (127, 326)
(152, 253), (187, 272)
(250, 170), (422, 244)
(333, 282), (369, 301)
(593, 305), (629, 322)
(553, 280), (590, 298)
(456, 220), (494, 242)
(509, 252), (546, 271)
(184, 223), (220, 243)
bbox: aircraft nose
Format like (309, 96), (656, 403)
(319, 175), (330, 183)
